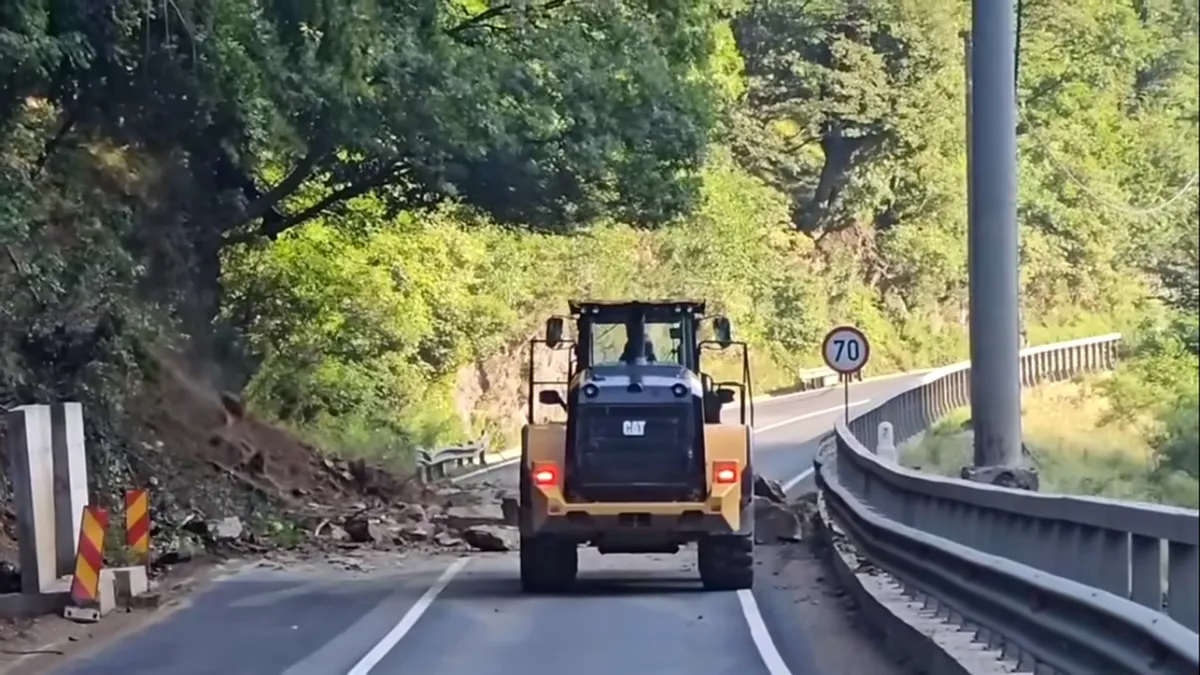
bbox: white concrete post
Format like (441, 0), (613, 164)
(3, 405), (57, 593)
(51, 402), (89, 578)
(876, 421), (897, 463)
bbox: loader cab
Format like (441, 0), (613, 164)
(534, 301), (753, 425)
(529, 301), (754, 503)
(571, 300), (699, 371)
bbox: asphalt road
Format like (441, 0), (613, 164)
(51, 374), (925, 675)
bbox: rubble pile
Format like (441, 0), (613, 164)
(146, 479), (523, 571)
(752, 475), (819, 545)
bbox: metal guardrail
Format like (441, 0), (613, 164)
(417, 441), (488, 482)
(813, 333), (1200, 674)
(797, 366), (863, 391)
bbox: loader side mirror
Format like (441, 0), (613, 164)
(545, 317), (565, 348)
(538, 390), (566, 409)
(713, 316), (733, 348)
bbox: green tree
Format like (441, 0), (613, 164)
(731, 0), (964, 233)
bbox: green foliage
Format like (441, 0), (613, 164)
(1101, 315), (1200, 491)
(0, 103), (172, 501)
(1154, 389), (1200, 483)
(732, 0), (966, 233)
(223, 150), (819, 450)
(3, 0), (727, 253)
(1103, 320), (1198, 424)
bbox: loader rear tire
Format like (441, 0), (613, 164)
(519, 535), (578, 593)
(698, 534), (754, 591)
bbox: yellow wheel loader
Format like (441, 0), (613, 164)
(519, 300), (756, 593)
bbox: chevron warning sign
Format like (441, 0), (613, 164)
(125, 489), (150, 564)
(69, 506), (109, 606)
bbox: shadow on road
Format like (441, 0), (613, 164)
(443, 568), (711, 600)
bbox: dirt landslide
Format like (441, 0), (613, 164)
(0, 353), (518, 615)
(128, 356), (520, 563)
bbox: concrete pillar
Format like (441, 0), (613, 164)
(877, 421), (897, 463)
(3, 405), (57, 594)
(51, 402), (89, 578)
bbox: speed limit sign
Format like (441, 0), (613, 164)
(822, 326), (870, 374)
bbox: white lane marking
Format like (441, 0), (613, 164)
(345, 557), (470, 675)
(738, 589), (792, 675)
(781, 467), (815, 493)
(753, 400), (869, 434)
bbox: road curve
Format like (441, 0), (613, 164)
(46, 375), (923, 675)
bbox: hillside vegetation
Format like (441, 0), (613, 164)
(2, 0), (1197, 509)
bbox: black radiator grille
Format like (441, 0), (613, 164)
(572, 403), (697, 488)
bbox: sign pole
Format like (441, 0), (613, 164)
(843, 375), (851, 425)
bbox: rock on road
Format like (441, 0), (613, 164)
(36, 375), (923, 675)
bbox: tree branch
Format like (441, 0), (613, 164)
(220, 149), (330, 237)
(221, 162), (409, 246)
(445, 0), (569, 36)
(447, 3), (514, 35)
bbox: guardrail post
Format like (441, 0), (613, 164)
(1130, 535), (1163, 611)
(1094, 528), (1130, 597)
(1167, 541), (1199, 631)
(417, 448), (430, 484)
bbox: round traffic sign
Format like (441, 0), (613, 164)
(822, 326), (870, 374)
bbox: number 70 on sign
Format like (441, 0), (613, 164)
(822, 326), (870, 374)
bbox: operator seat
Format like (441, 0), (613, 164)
(619, 340), (658, 364)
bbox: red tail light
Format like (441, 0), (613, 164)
(532, 464), (558, 487)
(713, 461), (739, 485)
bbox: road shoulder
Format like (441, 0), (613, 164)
(0, 555), (243, 675)
(753, 539), (906, 675)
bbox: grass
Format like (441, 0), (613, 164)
(901, 376), (1194, 505)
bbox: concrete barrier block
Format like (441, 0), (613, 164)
(66, 571), (118, 621)
(51, 402), (90, 578)
(96, 569), (117, 616)
(4, 405), (57, 594)
(110, 566), (150, 600)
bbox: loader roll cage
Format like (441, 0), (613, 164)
(525, 300), (754, 426)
